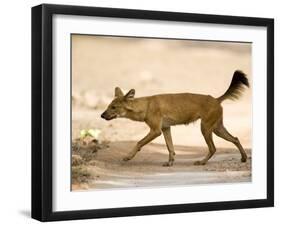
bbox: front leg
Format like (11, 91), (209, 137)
(162, 127), (176, 167)
(123, 129), (162, 161)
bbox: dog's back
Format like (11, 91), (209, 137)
(145, 93), (220, 127)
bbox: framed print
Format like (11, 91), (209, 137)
(31, 4), (274, 221)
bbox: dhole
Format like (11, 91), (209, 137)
(101, 70), (249, 166)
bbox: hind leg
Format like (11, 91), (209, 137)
(214, 121), (247, 162)
(194, 122), (217, 165)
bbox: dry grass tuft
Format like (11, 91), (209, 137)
(72, 165), (92, 184)
(71, 137), (109, 186)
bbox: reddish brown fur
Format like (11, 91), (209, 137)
(101, 70), (249, 166)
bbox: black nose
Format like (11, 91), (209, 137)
(101, 113), (106, 119)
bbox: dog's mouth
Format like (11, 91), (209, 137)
(102, 114), (117, 121)
(107, 115), (117, 120)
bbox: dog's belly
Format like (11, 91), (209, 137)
(162, 115), (200, 127)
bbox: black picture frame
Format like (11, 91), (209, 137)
(32, 3), (274, 222)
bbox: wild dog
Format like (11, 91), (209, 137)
(101, 70), (249, 166)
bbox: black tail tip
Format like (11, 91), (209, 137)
(233, 70), (250, 88)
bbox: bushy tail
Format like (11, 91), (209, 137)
(217, 70), (249, 102)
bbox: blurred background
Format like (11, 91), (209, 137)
(72, 34), (252, 148)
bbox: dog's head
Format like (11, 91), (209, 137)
(101, 87), (135, 121)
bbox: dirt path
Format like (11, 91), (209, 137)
(72, 141), (251, 190)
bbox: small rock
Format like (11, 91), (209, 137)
(72, 155), (83, 166)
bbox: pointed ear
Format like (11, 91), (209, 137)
(114, 87), (124, 98)
(124, 89), (135, 99)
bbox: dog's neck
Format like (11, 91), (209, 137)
(123, 98), (148, 122)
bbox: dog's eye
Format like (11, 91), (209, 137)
(111, 106), (116, 109)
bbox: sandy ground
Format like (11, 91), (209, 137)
(71, 35), (252, 190)
(72, 141), (251, 190)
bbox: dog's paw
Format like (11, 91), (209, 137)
(123, 156), (132, 161)
(193, 160), (206, 166)
(162, 161), (173, 167)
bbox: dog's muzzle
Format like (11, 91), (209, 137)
(101, 112), (117, 120)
